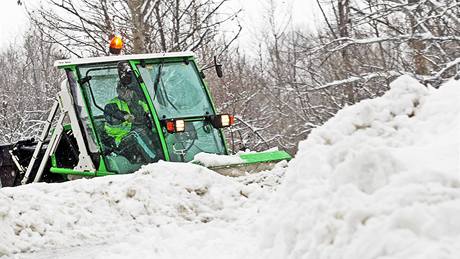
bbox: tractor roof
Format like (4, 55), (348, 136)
(54, 51), (195, 68)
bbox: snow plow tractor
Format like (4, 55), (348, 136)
(0, 48), (291, 187)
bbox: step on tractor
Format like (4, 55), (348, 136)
(0, 37), (291, 187)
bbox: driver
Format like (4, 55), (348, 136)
(103, 77), (160, 164)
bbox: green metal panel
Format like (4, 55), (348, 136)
(239, 150), (292, 165)
(63, 124), (72, 131)
(59, 65), (77, 70)
(51, 154), (57, 167)
(49, 167), (115, 177)
(97, 155), (108, 172)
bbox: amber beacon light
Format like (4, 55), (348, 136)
(109, 35), (123, 55)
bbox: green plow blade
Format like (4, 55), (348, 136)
(208, 150), (292, 176)
(239, 150), (292, 164)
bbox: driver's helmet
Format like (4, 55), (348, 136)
(117, 62), (133, 85)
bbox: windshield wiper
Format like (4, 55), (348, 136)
(153, 62), (163, 100)
(153, 62), (178, 111)
(81, 71), (105, 113)
(159, 77), (179, 111)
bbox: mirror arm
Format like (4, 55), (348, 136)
(201, 64), (215, 71)
(199, 64), (216, 79)
(200, 56), (223, 78)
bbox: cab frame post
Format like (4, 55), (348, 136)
(21, 100), (59, 185)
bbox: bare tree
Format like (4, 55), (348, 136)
(225, 0), (459, 153)
(26, 0), (241, 58)
(0, 27), (63, 144)
(313, 0), (460, 86)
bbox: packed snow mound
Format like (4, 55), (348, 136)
(257, 75), (460, 258)
(193, 152), (244, 167)
(2, 75), (459, 259)
(0, 161), (272, 256)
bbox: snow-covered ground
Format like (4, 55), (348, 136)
(1, 75), (459, 258)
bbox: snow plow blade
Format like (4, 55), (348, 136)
(206, 150), (292, 177)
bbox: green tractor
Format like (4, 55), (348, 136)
(0, 49), (291, 187)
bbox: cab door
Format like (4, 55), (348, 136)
(76, 62), (165, 173)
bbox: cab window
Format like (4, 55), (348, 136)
(78, 63), (164, 173)
(137, 61), (214, 119)
(137, 61), (227, 161)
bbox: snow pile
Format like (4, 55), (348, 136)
(193, 152), (244, 167)
(257, 76), (460, 258)
(26, 167), (288, 259)
(1, 75), (459, 259)
(0, 162), (269, 256)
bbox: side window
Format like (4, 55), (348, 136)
(78, 64), (164, 174)
(66, 69), (98, 153)
(79, 66), (119, 118)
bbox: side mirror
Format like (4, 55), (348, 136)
(214, 56), (223, 78)
(117, 61), (133, 85)
(200, 56), (224, 79)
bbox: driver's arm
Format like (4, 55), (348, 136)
(104, 103), (129, 125)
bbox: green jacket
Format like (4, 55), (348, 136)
(104, 97), (149, 145)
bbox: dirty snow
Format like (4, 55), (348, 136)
(1, 75), (459, 258)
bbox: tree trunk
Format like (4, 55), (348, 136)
(128, 0), (146, 53)
(338, 0), (354, 104)
(154, 1), (167, 52)
(408, 0), (428, 75)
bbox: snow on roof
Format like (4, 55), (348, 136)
(1, 75), (460, 258)
(54, 51), (195, 67)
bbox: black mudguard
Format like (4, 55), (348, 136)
(0, 143), (18, 187)
(0, 132), (79, 187)
(0, 139), (48, 187)
(0, 139), (39, 187)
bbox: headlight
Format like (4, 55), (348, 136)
(208, 114), (235, 128)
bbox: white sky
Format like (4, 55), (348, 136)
(0, 0), (321, 51)
(0, 0), (28, 49)
(231, 0), (320, 51)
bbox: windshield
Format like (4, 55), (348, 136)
(137, 61), (214, 119)
(137, 60), (227, 161)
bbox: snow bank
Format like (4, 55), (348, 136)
(257, 76), (460, 258)
(1, 75), (459, 259)
(0, 162), (267, 256)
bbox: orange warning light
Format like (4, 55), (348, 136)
(109, 35), (123, 55)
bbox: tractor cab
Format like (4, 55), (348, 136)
(59, 52), (230, 174)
